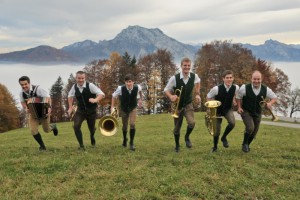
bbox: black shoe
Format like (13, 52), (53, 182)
(175, 145), (180, 152)
(91, 137), (96, 146)
(130, 144), (135, 151)
(39, 146), (46, 151)
(185, 138), (192, 148)
(211, 147), (217, 153)
(122, 138), (128, 147)
(78, 145), (85, 151)
(52, 124), (58, 136)
(221, 138), (229, 148)
(242, 144), (249, 153)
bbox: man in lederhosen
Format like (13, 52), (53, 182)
(19, 76), (58, 151)
(67, 71), (105, 150)
(206, 70), (239, 152)
(164, 57), (201, 152)
(111, 74), (143, 151)
(237, 70), (277, 153)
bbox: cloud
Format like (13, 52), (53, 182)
(0, 0), (300, 53)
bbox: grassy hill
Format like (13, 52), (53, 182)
(0, 113), (299, 199)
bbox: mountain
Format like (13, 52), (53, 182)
(0, 26), (300, 64)
(0, 45), (79, 64)
(243, 39), (300, 62)
(62, 25), (197, 63)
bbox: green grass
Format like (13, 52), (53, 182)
(0, 112), (299, 199)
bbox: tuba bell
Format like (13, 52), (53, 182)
(204, 100), (222, 136)
(98, 108), (119, 136)
(259, 96), (279, 122)
(171, 86), (183, 118)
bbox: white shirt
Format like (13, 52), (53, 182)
(112, 84), (142, 98)
(68, 81), (105, 97)
(236, 84), (277, 99)
(19, 84), (49, 103)
(164, 72), (201, 92)
(207, 84), (239, 99)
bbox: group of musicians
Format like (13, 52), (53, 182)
(19, 57), (277, 153)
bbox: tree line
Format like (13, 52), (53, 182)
(1, 40), (299, 133)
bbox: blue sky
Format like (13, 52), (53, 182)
(0, 0), (299, 53)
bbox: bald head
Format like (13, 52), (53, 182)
(251, 70), (262, 88)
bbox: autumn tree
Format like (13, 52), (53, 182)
(194, 40), (257, 107)
(50, 77), (65, 122)
(137, 54), (155, 114)
(137, 48), (176, 114)
(194, 40), (291, 115)
(83, 56), (121, 116)
(0, 83), (21, 132)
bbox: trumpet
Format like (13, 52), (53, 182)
(98, 107), (119, 136)
(259, 96), (279, 122)
(171, 86), (183, 118)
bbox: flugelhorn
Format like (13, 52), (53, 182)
(98, 108), (119, 136)
(204, 100), (222, 136)
(171, 86), (183, 118)
(259, 96), (279, 122)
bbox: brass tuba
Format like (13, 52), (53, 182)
(98, 108), (119, 136)
(204, 100), (222, 136)
(171, 86), (183, 118)
(259, 96), (279, 122)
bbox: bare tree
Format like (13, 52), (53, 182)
(272, 68), (291, 116)
(289, 87), (300, 118)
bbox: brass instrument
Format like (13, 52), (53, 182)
(171, 86), (183, 118)
(98, 108), (119, 136)
(204, 100), (222, 136)
(259, 96), (279, 122)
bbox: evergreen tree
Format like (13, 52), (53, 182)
(63, 73), (76, 114)
(50, 77), (64, 122)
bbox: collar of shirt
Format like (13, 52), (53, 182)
(251, 84), (261, 91)
(224, 84), (232, 91)
(180, 72), (190, 80)
(251, 84), (262, 95)
(126, 86), (133, 94)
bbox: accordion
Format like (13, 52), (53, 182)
(27, 97), (49, 119)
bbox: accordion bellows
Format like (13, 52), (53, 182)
(27, 97), (49, 119)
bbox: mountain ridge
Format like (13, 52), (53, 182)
(1, 25), (300, 64)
